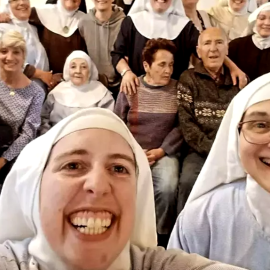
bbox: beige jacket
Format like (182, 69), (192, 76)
(208, 6), (249, 41)
(0, 241), (247, 270)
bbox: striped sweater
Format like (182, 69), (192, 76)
(114, 76), (182, 155)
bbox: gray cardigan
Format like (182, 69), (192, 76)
(0, 241), (246, 270)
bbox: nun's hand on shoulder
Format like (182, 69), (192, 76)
(230, 67), (248, 90)
(0, 13), (11, 23)
(120, 71), (139, 95)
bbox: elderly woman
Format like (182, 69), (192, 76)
(0, 30), (44, 186)
(168, 73), (270, 269)
(40, 51), (114, 135)
(208, 0), (257, 41)
(229, 3), (270, 82)
(111, 0), (248, 95)
(0, 107), (247, 270)
(0, 0), (51, 89)
(115, 38), (182, 247)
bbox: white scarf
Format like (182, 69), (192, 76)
(0, 0), (49, 71)
(50, 50), (108, 108)
(35, 0), (85, 38)
(128, 0), (189, 40)
(246, 3), (270, 50)
(185, 72), (270, 236)
(218, 0), (257, 15)
(0, 108), (157, 270)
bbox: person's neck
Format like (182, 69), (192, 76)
(144, 74), (168, 87)
(204, 65), (223, 80)
(95, 8), (113, 23)
(184, 5), (197, 22)
(1, 70), (25, 88)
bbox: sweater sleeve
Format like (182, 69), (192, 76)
(2, 88), (45, 161)
(177, 73), (213, 157)
(160, 122), (183, 156)
(131, 245), (246, 270)
(111, 16), (132, 69)
(39, 94), (55, 135)
(114, 92), (130, 124)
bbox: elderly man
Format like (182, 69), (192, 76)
(177, 27), (240, 214)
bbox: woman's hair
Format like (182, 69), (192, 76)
(142, 38), (177, 66)
(0, 30), (26, 59)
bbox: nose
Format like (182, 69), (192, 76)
(210, 42), (217, 51)
(83, 166), (111, 197)
(75, 66), (81, 73)
(6, 51), (14, 61)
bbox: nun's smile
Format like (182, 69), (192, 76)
(150, 0), (172, 13)
(230, 0), (247, 12)
(9, 0), (31, 21)
(40, 128), (137, 270)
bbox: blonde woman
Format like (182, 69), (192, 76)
(0, 30), (44, 186)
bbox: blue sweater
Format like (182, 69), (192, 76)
(168, 180), (270, 270)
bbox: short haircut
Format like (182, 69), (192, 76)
(0, 30), (26, 59)
(198, 27), (228, 46)
(142, 38), (177, 66)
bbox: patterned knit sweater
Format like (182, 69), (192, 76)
(177, 62), (239, 157)
(114, 76), (182, 156)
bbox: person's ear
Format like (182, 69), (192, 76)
(143, 61), (150, 73)
(196, 46), (201, 59)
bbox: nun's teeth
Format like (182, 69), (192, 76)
(71, 212), (112, 235)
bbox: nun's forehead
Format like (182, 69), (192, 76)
(242, 99), (270, 119)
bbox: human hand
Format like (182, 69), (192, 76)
(230, 67), (248, 89)
(39, 70), (53, 87)
(145, 148), (165, 166)
(0, 13), (11, 23)
(0, 157), (7, 170)
(48, 73), (63, 91)
(120, 70), (139, 95)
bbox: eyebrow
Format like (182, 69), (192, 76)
(54, 149), (89, 162)
(53, 150), (135, 166)
(108, 153), (135, 167)
(245, 111), (270, 118)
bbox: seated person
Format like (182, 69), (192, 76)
(39, 51), (114, 135)
(208, 0), (257, 41)
(79, 0), (125, 99)
(177, 27), (240, 214)
(0, 108), (246, 270)
(229, 3), (270, 82)
(115, 38), (182, 247)
(168, 73), (270, 270)
(0, 30), (44, 185)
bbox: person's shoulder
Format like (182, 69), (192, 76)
(183, 180), (246, 223)
(230, 35), (252, 46)
(130, 245), (244, 270)
(178, 68), (196, 84)
(124, 16), (135, 27)
(27, 81), (45, 99)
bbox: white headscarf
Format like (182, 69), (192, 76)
(0, 0), (49, 71)
(197, 0), (219, 11)
(35, 0), (85, 38)
(0, 108), (157, 270)
(185, 73), (270, 235)
(218, 0), (257, 15)
(49, 51), (108, 108)
(128, 0), (189, 40)
(242, 3), (270, 50)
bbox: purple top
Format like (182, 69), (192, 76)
(0, 80), (44, 161)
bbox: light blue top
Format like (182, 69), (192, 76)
(168, 180), (270, 270)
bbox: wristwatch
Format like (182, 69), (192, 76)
(121, 69), (131, 77)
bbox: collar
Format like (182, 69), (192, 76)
(194, 61), (233, 86)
